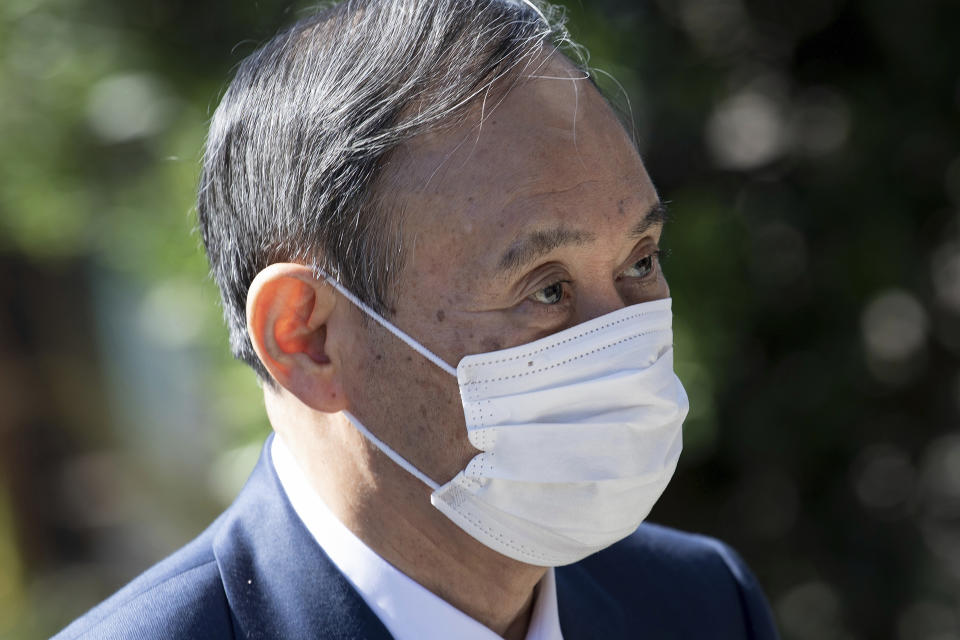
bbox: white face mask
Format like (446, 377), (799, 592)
(327, 278), (688, 567)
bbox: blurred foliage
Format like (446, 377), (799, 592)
(0, 0), (959, 638)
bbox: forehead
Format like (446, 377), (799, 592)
(383, 54), (657, 276)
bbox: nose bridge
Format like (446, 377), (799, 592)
(575, 281), (628, 325)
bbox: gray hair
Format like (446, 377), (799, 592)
(197, 0), (582, 382)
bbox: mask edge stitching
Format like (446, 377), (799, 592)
(460, 310), (669, 370)
(463, 331), (672, 386)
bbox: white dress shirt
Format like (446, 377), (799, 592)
(271, 435), (564, 640)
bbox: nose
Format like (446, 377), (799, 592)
(573, 284), (630, 325)
(573, 277), (671, 325)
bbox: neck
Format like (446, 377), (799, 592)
(272, 408), (546, 639)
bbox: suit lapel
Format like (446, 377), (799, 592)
(212, 435), (634, 640)
(555, 562), (627, 640)
(213, 435), (394, 640)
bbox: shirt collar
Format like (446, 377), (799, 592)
(271, 433), (563, 640)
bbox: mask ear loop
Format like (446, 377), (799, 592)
(343, 411), (441, 491)
(319, 271), (458, 378)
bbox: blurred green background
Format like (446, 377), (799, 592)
(1, 0), (958, 637)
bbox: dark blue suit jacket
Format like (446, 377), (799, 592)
(54, 437), (780, 639)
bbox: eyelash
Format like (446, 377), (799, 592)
(529, 249), (663, 306)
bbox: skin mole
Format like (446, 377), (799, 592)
(480, 336), (503, 352)
(436, 309), (446, 322)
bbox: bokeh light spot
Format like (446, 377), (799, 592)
(675, 0), (753, 57)
(793, 87), (852, 156)
(85, 73), (173, 143)
(707, 89), (788, 170)
(138, 279), (207, 348)
(862, 289), (929, 362)
(920, 433), (960, 502)
(777, 580), (851, 640)
(898, 601), (959, 640)
(931, 243), (960, 314)
(850, 443), (915, 514)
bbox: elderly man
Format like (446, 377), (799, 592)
(56, 0), (779, 638)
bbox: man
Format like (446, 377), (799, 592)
(56, 0), (779, 638)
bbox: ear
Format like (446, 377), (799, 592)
(246, 263), (346, 412)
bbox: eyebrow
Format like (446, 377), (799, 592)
(496, 200), (669, 275)
(629, 201), (669, 238)
(497, 227), (595, 274)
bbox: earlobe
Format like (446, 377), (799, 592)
(246, 263), (346, 412)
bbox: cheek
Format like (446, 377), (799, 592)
(346, 324), (479, 479)
(479, 335), (504, 353)
(453, 319), (538, 358)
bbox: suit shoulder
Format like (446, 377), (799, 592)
(52, 526), (234, 640)
(577, 523), (742, 589)
(613, 522), (746, 569)
(570, 523), (780, 639)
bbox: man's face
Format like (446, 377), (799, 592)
(340, 55), (668, 485)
